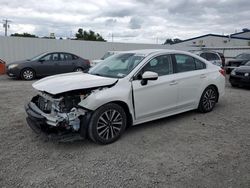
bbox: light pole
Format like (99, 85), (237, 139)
(3, 19), (11, 36)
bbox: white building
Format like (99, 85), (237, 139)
(231, 30), (250, 39)
(171, 31), (250, 58)
(172, 32), (250, 49)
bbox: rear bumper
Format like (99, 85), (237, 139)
(25, 102), (89, 141)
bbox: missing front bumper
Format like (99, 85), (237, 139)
(25, 102), (90, 141)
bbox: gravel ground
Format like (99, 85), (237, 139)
(0, 74), (249, 188)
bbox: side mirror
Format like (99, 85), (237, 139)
(141, 71), (158, 85)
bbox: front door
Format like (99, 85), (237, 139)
(35, 53), (59, 76)
(132, 54), (178, 121)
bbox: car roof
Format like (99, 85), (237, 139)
(195, 50), (219, 54)
(117, 49), (190, 56)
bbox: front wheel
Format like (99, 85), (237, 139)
(198, 86), (218, 113)
(88, 103), (127, 144)
(21, 68), (35, 80)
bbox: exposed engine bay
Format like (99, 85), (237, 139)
(25, 89), (93, 140)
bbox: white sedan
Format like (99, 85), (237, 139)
(25, 49), (225, 144)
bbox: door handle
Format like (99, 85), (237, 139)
(169, 80), (178, 85)
(200, 74), (206, 78)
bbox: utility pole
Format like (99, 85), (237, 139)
(3, 19), (11, 36)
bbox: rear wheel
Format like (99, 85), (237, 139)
(21, 68), (35, 80)
(74, 67), (83, 72)
(198, 86), (218, 113)
(231, 83), (238, 87)
(88, 103), (127, 144)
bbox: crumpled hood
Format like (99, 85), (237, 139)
(32, 72), (118, 95)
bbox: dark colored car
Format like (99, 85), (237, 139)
(225, 53), (250, 74)
(229, 61), (250, 87)
(6, 52), (90, 80)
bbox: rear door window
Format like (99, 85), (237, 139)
(174, 54), (206, 72)
(60, 53), (73, 61)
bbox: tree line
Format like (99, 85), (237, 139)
(10, 28), (182, 44)
(10, 28), (106, 41)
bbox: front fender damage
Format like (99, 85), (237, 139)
(25, 86), (113, 142)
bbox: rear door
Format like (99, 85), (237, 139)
(57, 53), (75, 73)
(172, 54), (207, 109)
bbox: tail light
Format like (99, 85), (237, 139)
(85, 60), (90, 65)
(219, 69), (226, 77)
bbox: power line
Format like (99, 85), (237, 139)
(3, 19), (11, 36)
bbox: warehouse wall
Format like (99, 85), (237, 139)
(0, 36), (174, 63)
(1, 36), (249, 65)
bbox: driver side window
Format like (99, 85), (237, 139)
(141, 55), (173, 76)
(40, 53), (59, 61)
(40, 54), (51, 61)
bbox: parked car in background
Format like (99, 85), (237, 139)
(91, 51), (121, 67)
(225, 53), (250, 74)
(0, 59), (6, 74)
(195, 51), (225, 67)
(229, 61), (250, 87)
(7, 52), (90, 80)
(25, 49), (225, 144)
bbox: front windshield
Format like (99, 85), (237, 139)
(89, 53), (145, 78)
(235, 53), (250, 60)
(101, 52), (114, 60)
(29, 52), (47, 61)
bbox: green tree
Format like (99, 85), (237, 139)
(75, 29), (106, 41)
(10, 33), (38, 38)
(164, 38), (174, 45)
(164, 38), (182, 45)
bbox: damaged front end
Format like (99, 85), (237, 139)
(25, 91), (92, 141)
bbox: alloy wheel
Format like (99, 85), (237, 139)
(22, 70), (34, 80)
(96, 109), (123, 140)
(202, 88), (216, 111)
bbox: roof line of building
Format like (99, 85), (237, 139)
(231, 30), (250, 36)
(176, 34), (250, 44)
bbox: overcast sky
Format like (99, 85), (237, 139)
(0, 0), (249, 44)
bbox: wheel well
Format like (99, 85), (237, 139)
(207, 84), (219, 102)
(111, 101), (133, 128)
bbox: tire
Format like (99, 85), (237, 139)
(88, 103), (127, 144)
(74, 67), (83, 72)
(231, 83), (238, 87)
(198, 86), (218, 113)
(21, 68), (35, 80)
